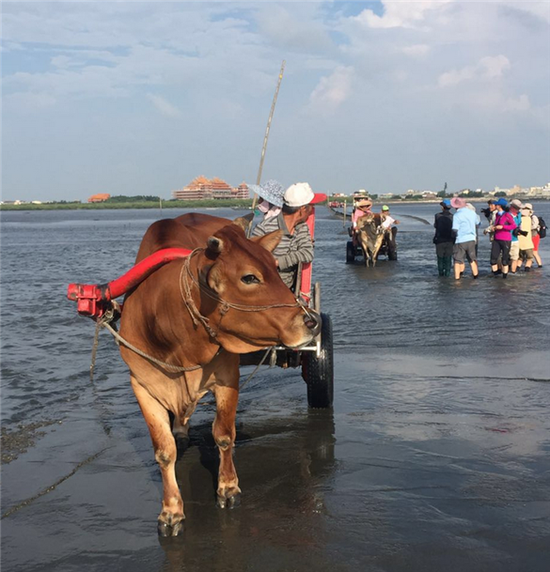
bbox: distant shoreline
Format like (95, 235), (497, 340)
(1, 196), (547, 212)
(0, 199), (254, 211)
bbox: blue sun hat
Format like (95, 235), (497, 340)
(440, 198), (451, 208)
(496, 197), (508, 207)
(248, 180), (285, 208)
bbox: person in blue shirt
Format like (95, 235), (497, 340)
(451, 197), (479, 280)
(466, 202), (481, 256)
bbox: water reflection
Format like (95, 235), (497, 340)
(1, 205), (549, 571)
(159, 410), (336, 572)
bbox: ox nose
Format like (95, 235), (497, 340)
(303, 310), (322, 337)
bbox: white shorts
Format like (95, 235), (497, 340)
(509, 242), (520, 261)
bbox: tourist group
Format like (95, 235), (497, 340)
(433, 198), (545, 280)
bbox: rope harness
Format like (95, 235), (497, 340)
(179, 248), (315, 340)
(90, 303), (208, 381)
(89, 248), (314, 387)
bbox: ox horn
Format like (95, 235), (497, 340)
(233, 213), (254, 231)
(207, 236), (224, 254)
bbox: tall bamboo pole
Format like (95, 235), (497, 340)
(247, 60), (285, 237)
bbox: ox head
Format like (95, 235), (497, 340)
(197, 220), (320, 353)
(357, 213), (384, 236)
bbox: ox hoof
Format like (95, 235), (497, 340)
(157, 520), (184, 537)
(217, 491), (241, 510)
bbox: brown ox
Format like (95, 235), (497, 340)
(356, 213), (385, 266)
(119, 213), (320, 536)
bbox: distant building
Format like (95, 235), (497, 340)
(172, 176), (249, 200)
(526, 184), (550, 197)
(88, 193), (111, 203)
(422, 191), (438, 199)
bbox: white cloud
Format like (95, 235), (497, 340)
(473, 1), (550, 24)
(3, 92), (56, 112)
(480, 55), (511, 78)
(147, 94), (181, 118)
(502, 94), (530, 112)
(256, 4), (333, 51)
(438, 55), (510, 87)
(309, 66), (354, 114)
(355, 0), (550, 30)
(402, 44), (430, 57)
(354, 0), (453, 29)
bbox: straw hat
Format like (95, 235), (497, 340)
(356, 199), (373, 208)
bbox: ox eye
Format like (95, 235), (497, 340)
(241, 274), (260, 285)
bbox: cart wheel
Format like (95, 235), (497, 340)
(304, 313), (334, 408)
(387, 229), (398, 260)
(346, 241), (355, 264)
(387, 236), (397, 260)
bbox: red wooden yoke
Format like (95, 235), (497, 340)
(67, 248), (192, 320)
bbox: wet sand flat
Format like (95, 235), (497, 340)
(2, 206), (550, 571)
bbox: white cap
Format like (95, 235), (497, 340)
(283, 182), (326, 207)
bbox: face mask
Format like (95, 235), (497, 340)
(258, 199), (281, 219)
(258, 200), (270, 213)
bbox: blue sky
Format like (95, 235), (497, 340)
(2, 1), (549, 201)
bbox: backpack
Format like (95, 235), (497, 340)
(538, 216), (547, 239)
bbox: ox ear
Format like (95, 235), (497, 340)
(233, 213), (254, 232)
(251, 229), (283, 253)
(206, 263), (225, 294)
(206, 236), (224, 256)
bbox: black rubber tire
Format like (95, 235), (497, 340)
(387, 242), (398, 261)
(304, 313), (334, 408)
(387, 230), (398, 260)
(346, 241), (355, 264)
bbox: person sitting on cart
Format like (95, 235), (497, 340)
(380, 205), (400, 230)
(248, 179), (285, 220)
(252, 182), (326, 291)
(350, 198), (373, 245)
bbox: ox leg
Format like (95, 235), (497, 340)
(372, 236), (384, 266)
(172, 416), (190, 443)
(131, 376), (184, 536)
(361, 244), (370, 268)
(212, 384), (241, 508)
(371, 249), (378, 267)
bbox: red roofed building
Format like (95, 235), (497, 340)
(172, 177), (249, 200)
(88, 193), (111, 203)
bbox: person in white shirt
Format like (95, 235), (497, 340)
(380, 205), (400, 230)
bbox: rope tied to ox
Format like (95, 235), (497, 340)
(89, 303), (207, 381)
(89, 301), (272, 391)
(179, 248), (315, 341)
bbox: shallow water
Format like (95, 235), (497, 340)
(1, 204), (550, 571)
